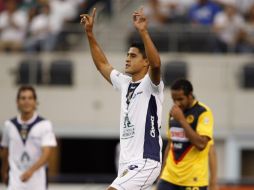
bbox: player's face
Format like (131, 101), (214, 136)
(125, 47), (147, 75)
(17, 90), (37, 114)
(171, 89), (192, 111)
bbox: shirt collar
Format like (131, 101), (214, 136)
(191, 100), (198, 108)
(17, 112), (38, 125)
(131, 74), (146, 84)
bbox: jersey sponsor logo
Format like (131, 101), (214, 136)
(132, 91), (143, 99)
(17, 151), (32, 171)
(150, 116), (156, 138)
(122, 114), (135, 139)
(120, 169), (128, 177)
(186, 115), (194, 124)
(203, 117), (210, 125)
(128, 165), (138, 170)
(186, 186), (199, 190)
(170, 127), (189, 142)
(173, 142), (183, 149)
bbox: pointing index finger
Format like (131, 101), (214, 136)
(92, 8), (96, 19)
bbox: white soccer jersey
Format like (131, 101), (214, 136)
(110, 69), (164, 164)
(1, 113), (57, 190)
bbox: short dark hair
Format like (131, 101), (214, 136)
(130, 42), (147, 58)
(171, 79), (193, 96)
(17, 85), (37, 101)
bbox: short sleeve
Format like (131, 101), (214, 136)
(150, 79), (164, 94)
(144, 75), (164, 94)
(1, 121), (10, 148)
(208, 139), (214, 146)
(196, 110), (214, 140)
(110, 69), (131, 91)
(41, 121), (57, 147)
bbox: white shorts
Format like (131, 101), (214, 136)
(110, 159), (161, 190)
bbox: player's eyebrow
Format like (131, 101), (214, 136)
(127, 52), (137, 56)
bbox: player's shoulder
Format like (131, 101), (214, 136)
(4, 117), (17, 127)
(197, 102), (212, 112)
(143, 74), (164, 90)
(32, 116), (53, 131)
(111, 69), (131, 80)
(37, 117), (52, 127)
(196, 101), (213, 118)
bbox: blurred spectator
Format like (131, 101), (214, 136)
(144, 0), (196, 25)
(24, 3), (55, 52)
(215, 0), (254, 15)
(78, 0), (112, 18)
(48, 0), (78, 50)
(234, 4), (254, 53)
(49, 0), (77, 25)
(189, 0), (221, 25)
(19, 0), (38, 11)
(144, 0), (170, 26)
(236, 0), (254, 15)
(0, 0), (27, 52)
(213, 2), (245, 52)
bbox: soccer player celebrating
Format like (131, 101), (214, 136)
(80, 7), (164, 190)
(1, 86), (57, 190)
(157, 79), (214, 190)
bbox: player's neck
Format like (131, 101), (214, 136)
(21, 112), (34, 122)
(188, 99), (196, 109)
(131, 71), (146, 82)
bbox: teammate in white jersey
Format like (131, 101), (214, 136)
(80, 7), (164, 190)
(1, 86), (57, 190)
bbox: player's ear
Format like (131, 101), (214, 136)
(144, 59), (149, 67)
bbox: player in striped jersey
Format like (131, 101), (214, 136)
(157, 79), (214, 190)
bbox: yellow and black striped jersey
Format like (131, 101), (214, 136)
(161, 101), (214, 186)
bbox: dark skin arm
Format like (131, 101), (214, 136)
(209, 145), (218, 190)
(133, 8), (161, 85)
(170, 104), (210, 150)
(80, 8), (113, 84)
(20, 147), (53, 182)
(1, 147), (9, 185)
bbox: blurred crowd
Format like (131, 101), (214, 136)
(1, 0), (254, 53)
(143, 0), (254, 53)
(0, 0), (111, 53)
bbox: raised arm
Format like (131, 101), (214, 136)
(80, 8), (113, 84)
(133, 8), (161, 85)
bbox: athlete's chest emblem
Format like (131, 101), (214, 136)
(122, 114), (135, 139)
(17, 151), (32, 171)
(186, 114), (194, 124)
(150, 116), (156, 138)
(120, 169), (128, 177)
(20, 124), (29, 140)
